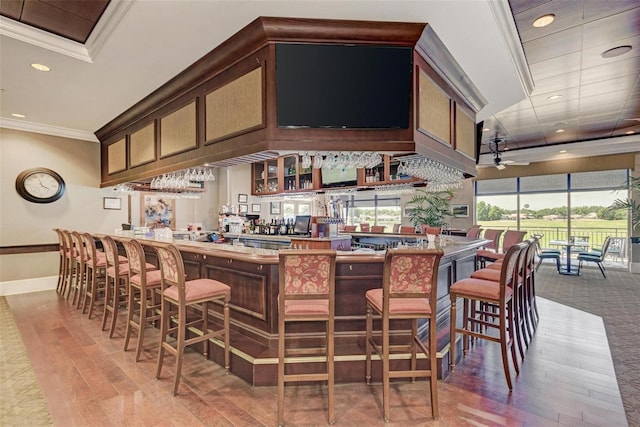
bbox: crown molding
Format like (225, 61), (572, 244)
(488, 0), (535, 95)
(0, 16), (91, 62)
(0, 0), (134, 63)
(0, 118), (98, 142)
(85, 0), (135, 60)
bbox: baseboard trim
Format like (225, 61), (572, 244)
(0, 276), (57, 296)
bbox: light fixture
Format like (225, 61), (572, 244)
(555, 129), (565, 133)
(533, 14), (555, 28)
(625, 130), (636, 135)
(601, 45), (632, 59)
(546, 94), (563, 101)
(30, 63), (51, 72)
(559, 150), (567, 153)
(11, 113), (26, 118)
(482, 127), (490, 132)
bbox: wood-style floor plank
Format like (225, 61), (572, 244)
(5, 289), (628, 426)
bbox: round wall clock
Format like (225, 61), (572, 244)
(15, 167), (66, 203)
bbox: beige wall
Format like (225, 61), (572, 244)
(0, 128), (225, 284)
(0, 128), (127, 282)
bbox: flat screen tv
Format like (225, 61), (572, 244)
(321, 167), (358, 188)
(276, 43), (412, 129)
(293, 215), (311, 235)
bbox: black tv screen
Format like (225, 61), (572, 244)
(293, 215), (311, 235)
(276, 43), (412, 129)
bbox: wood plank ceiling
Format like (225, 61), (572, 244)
(480, 0), (640, 154)
(0, 0), (110, 44)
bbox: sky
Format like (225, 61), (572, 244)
(478, 189), (627, 211)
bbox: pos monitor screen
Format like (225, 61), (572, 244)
(293, 215), (311, 235)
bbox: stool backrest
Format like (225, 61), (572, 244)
(71, 231), (85, 260)
(61, 230), (74, 256)
(399, 226), (415, 234)
(155, 244), (186, 300)
(279, 249), (336, 300)
(343, 225), (357, 232)
(81, 233), (99, 265)
(360, 223), (371, 232)
(500, 242), (527, 291)
(420, 225), (441, 235)
(392, 223), (401, 233)
(123, 239), (147, 276)
(466, 226), (482, 239)
(384, 248), (444, 300)
(501, 230), (527, 253)
(597, 236), (613, 261)
(100, 235), (119, 269)
(482, 229), (504, 251)
(371, 225), (386, 233)
(54, 229), (65, 255)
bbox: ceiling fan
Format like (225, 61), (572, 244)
(488, 132), (529, 170)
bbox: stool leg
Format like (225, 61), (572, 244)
(134, 289), (148, 362)
(277, 310), (286, 426)
(449, 295), (457, 371)
(327, 315), (335, 425)
(223, 300), (230, 371)
(382, 313), (390, 422)
(172, 304), (186, 395)
(365, 305), (373, 384)
(500, 302), (514, 390)
(123, 285), (136, 353)
(101, 276), (112, 331)
(156, 298), (168, 380)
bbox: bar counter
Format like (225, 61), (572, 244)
(105, 232), (489, 385)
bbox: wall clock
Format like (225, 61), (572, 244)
(15, 167), (66, 203)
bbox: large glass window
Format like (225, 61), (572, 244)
(341, 193), (401, 230)
(476, 170), (630, 266)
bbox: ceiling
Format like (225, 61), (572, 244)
(0, 0), (638, 170)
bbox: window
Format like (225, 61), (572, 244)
(475, 170), (631, 266)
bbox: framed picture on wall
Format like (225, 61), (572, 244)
(451, 204), (469, 217)
(238, 193), (248, 203)
(103, 197), (121, 210)
(252, 203), (261, 213)
(270, 201), (281, 215)
(141, 193), (175, 229)
(239, 204), (248, 214)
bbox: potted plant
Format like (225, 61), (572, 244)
(606, 176), (640, 232)
(405, 188), (455, 228)
(606, 175), (640, 273)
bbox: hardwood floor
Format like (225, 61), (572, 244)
(5, 289), (628, 426)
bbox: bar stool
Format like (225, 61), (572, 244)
(365, 248), (444, 421)
(70, 231), (87, 307)
(371, 225), (386, 233)
(470, 240), (530, 360)
(59, 230), (76, 298)
(475, 229), (503, 268)
(81, 233), (107, 318)
(360, 223), (371, 232)
(343, 225), (357, 232)
(53, 229), (68, 294)
(277, 249), (336, 426)
(122, 239), (161, 361)
(100, 236), (134, 337)
(449, 242), (527, 390)
(155, 243), (231, 396)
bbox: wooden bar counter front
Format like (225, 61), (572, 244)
(109, 233), (486, 386)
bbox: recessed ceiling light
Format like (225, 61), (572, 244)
(30, 63), (51, 72)
(559, 150), (567, 153)
(555, 129), (565, 133)
(601, 45), (632, 59)
(546, 94), (563, 101)
(482, 127), (490, 132)
(533, 14), (555, 28)
(11, 113), (26, 118)
(625, 130), (635, 135)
